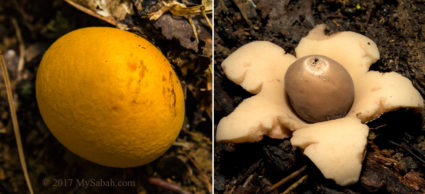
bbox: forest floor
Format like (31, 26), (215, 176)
(215, 0), (425, 193)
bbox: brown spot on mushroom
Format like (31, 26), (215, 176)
(285, 55), (355, 123)
(131, 62), (144, 103)
(166, 71), (177, 116)
(127, 77), (134, 88)
(170, 87), (176, 116)
(132, 89), (140, 103)
(127, 61), (137, 71)
(370, 86), (381, 92)
(138, 60), (146, 79)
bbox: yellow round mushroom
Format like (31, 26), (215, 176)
(36, 27), (185, 168)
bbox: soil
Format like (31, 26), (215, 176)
(214, 0), (425, 193)
(0, 0), (211, 193)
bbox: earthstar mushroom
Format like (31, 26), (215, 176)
(216, 24), (424, 186)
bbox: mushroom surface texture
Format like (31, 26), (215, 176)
(285, 55), (355, 123)
(36, 27), (185, 168)
(216, 24), (424, 186)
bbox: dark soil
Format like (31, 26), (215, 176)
(214, 0), (425, 193)
(0, 0), (211, 193)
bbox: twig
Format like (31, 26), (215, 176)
(389, 140), (425, 164)
(242, 174), (254, 187)
(233, 159), (263, 186)
(282, 174), (308, 194)
(0, 54), (33, 194)
(182, 129), (212, 145)
(182, 150), (212, 193)
(369, 124), (387, 130)
(172, 140), (192, 149)
(64, 0), (118, 26)
(148, 177), (191, 194)
(270, 165), (307, 191)
(11, 18), (25, 82)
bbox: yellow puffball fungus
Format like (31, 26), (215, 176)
(36, 27), (185, 168)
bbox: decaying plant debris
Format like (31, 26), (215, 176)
(0, 0), (211, 193)
(215, 0), (425, 193)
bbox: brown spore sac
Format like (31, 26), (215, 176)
(285, 55), (355, 123)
